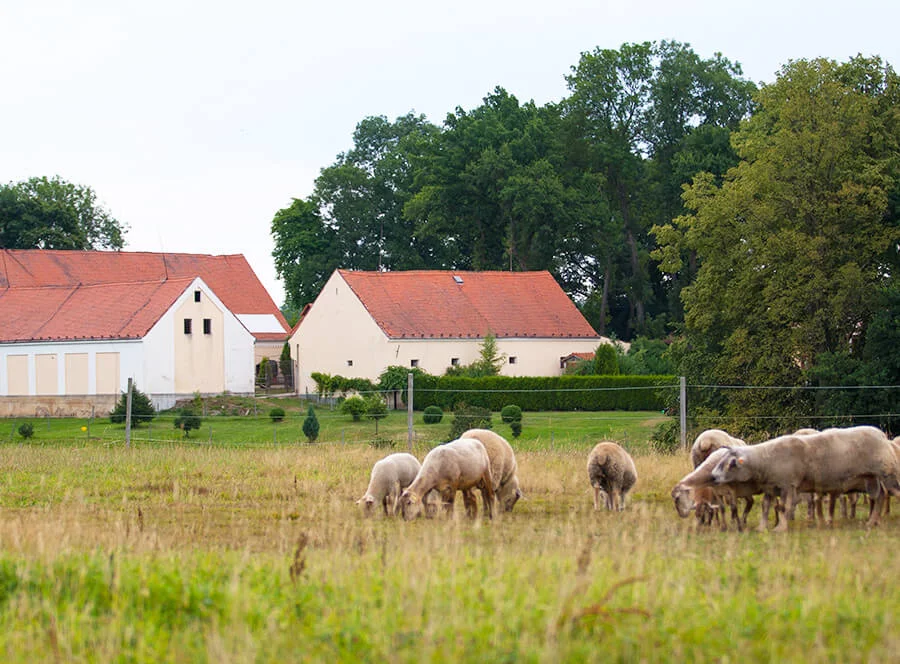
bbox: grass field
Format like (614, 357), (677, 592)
(0, 411), (897, 662)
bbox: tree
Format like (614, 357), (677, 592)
(0, 176), (126, 250)
(592, 344), (620, 375)
(173, 407), (202, 437)
(279, 342), (293, 389)
(302, 406), (320, 443)
(653, 56), (900, 432)
(109, 384), (156, 426)
(341, 395), (367, 422)
(364, 395), (388, 434)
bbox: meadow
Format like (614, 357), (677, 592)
(0, 407), (897, 662)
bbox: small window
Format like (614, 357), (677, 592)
(194, 290), (201, 302)
(410, 359), (419, 368)
(509, 356), (517, 365)
(203, 318), (212, 334)
(183, 318), (192, 334)
(347, 360), (353, 367)
(451, 357), (459, 366)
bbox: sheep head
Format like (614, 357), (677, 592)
(400, 491), (421, 521)
(356, 495), (376, 517)
(671, 484), (694, 518)
(711, 448), (750, 484)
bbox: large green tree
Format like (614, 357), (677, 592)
(653, 56), (900, 432)
(0, 176), (126, 250)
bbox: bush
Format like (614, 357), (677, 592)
(17, 422), (34, 439)
(500, 404), (522, 424)
(269, 407), (285, 423)
(449, 403), (492, 440)
(423, 405), (443, 424)
(650, 418), (680, 454)
(110, 384), (156, 426)
(510, 420), (522, 438)
(173, 408), (202, 438)
(368, 436), (396, 450)
(593, 344), (620, 375)
(341, 396), (367, 422)
(302, 406), (319, 443)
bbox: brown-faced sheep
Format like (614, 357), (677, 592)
(399, 438), (495, 521)
(460, 428), (522, 512)
(356, 452), (422, 517)
(690, 429), (746, 468)
(671, 447), (756, 531)
(711, 426), (900, 531)
(587, 442), (637, 511)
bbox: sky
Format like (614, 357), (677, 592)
(3, 1), (898, 307)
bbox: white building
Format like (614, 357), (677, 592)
(290, 269), (613, 393)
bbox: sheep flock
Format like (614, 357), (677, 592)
(357, 424), (900, 532)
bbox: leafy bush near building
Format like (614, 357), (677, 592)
(110, 385), (156, 426)
(423, 406), (443, 424)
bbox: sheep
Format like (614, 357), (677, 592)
(399, 437), (495, 521)
(356, 452), (422, 517)
(690, 429), (746, 468)
(460, 428), (522, 512)
(586, 442), (637, 511)
(711, 426), (900, 531)
(671, 447), (756, 531)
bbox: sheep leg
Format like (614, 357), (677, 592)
(739, 496), (753, 531)
(840, 494), (848, 520)
(826, 493), (837, 526)
(611, 488), (622, 512)
(849, 493), (859, 519)
(440, 487), (456, 517)
(805, 494), (816, 522)
(864, 481), (884, 528)
(592, 486), (601, 511)
(462, 489), (478, 519)
(758, 494), (772, 532)
(480, 474), (496, 520)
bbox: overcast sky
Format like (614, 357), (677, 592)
(3, 1), (898, 306)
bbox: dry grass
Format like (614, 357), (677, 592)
(0, 441), (897, 662)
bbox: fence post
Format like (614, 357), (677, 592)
(407, 372), (414, 452)
(679, 376), (687, 451)
(125, 377), (133, 449)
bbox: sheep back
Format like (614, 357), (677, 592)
(690, 429), (745, 468)
(586, 442), (637, 511)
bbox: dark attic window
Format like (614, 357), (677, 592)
(194, 290), (201, 302)
(184, 319), (192, 334)
(410, 359), (419, 368)
(203, 318), (212, 335)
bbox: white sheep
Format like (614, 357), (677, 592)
(711, 426), (900, 531)
(460, 428), (522, 512)
(399, 437), (496, 520)
(690, 429), (746, 468)
(356, 452), (422, 517)
(671, 447), (756, 531)
(586, 442), (637, 511)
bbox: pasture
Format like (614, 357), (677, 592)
(0, 428), (897, 662)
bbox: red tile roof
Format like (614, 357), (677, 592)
(0, 250), (289, 343)
(338, 269), (599, 339)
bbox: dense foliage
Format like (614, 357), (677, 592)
(109, 385), (156, 426)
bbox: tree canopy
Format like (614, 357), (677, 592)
(0, 176), (126, 250)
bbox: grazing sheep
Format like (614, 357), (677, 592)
(793, 428), (822, 522)
(711, 426), (900, 531)
(399, 438), (495, 521)
(460, 428), (522, 512)
(586, 442), (637, 511)
(671, 448), (756, 531)
(356, 452), (422, 517)
(690, 429), (746, 468)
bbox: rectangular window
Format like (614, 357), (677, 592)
(509, 356), (517, 365)
(347, 360), (353, 367)
(194, 290), (201, 302)
(184, 318), (192, 334)
(451, 357), (459, 366)
(410, 359), (419, 368)
(203, 318), (212, 334)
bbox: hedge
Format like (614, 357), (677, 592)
(412, 375), (676, 412)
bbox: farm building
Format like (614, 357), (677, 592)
(289, 269), (612, 394)
(0, 249), (291, 415)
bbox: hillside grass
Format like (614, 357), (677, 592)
(0, 435), (897, 662)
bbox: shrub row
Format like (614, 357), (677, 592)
(412, 375), (676, 412)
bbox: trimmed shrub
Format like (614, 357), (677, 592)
(18, 422), (34, 439)
(423, 405), (443, 424)
(269, 407), (285, 423)
(302, 406), (319, 443)
(173, 408), (202, 438)
(592, 344), (620, 375)
(341, 396), (367, 422)
(500, 404), (522, 424)
(510, 420), (522, 438)
(110, 384), (156, 426)
(449, 403), (492, 440)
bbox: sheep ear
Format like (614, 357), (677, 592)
(408, 495), (418, 504)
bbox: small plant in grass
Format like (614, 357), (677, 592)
(365, 395), (388, 435)
(341, 395), (367, 422)
(173, 407), (203, 438)
(510, 420), (522, 438)
(423, 405), (443, 424)
(368, 435), (396, 450)
(109, 384), (156, 426)
(17, 422), (34, 439)
(269, 407), (285, 423)
(302, 406), (319, 443)
(501, 404), (522, 424)
(650, 418), (679, 454)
